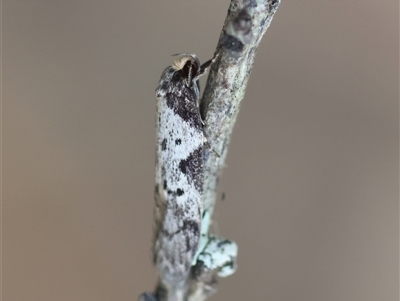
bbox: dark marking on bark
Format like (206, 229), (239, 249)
(243, 0), (257, 9)
(270, 0), (279, 8)
(234, 10), (252, 37)
(175, 138), (182, 145)
(217, 239), (232, 248)
(221, 34), (244, 52)
(222, 256), (236, 270)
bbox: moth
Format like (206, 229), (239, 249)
(153, 54), (214, 288)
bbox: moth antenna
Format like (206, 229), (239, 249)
(187, 64), (193, 86)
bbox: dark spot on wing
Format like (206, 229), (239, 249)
(176, 188), (184, 196)
(175, 139), (182, 145)
(182, 220), (200, 251)
(161, 138), (167, 151)
(179, 146), (203, 192)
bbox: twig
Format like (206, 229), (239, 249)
(140, 1), (280, 300)
(202, 0), (280, 221)
(189, 1), (281, 300)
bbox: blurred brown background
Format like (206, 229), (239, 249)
(3, 1), (399, 300)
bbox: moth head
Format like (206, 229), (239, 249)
(172, 54), (201, 86)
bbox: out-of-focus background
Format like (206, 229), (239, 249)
(3, 1), (398, 300)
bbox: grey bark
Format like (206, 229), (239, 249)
(201, 0), (280, 226)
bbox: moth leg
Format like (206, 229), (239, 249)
(202, 135), (220, 158)
(194, 53), (219, 82)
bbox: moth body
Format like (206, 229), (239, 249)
(153, 54), (212, 286)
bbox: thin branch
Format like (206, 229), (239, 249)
(202, 0), (280, 220)
(188, 1), (281, 300)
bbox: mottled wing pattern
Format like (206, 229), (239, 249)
(153, 61), (204, 285)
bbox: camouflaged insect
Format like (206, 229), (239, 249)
(153, 54), (213, 288)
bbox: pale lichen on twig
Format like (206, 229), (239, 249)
(140, 1), (280, 300)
